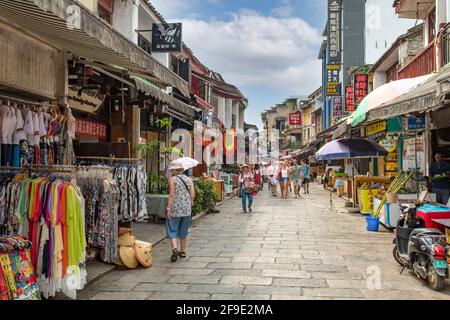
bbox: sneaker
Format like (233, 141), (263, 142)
(243, 209), (247, 213)
(249, 207), (252, 212)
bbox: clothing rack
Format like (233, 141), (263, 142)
(76, 155), (143, 165)
(0, 165), (75, 173)
(0, 94), (57, 108)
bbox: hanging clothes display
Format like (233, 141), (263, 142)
(0, 169), (87, 299)
(0, 236), (41, 300)
(75, 167), (120, 264)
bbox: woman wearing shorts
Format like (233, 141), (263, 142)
(166, 160), (195, 262)
(279, 161), (290, 199)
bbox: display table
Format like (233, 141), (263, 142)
(417, 204), (450, 233)
(146, 194), (168, 220)
(374, 197), (401, 228)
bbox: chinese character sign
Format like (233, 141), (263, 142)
(354, 74), (368, 105)
(289, 112), (301, 125)
(326, 64), (341, 96)
(333, 96), (343, 117)
(76, 119), (107, 138)
(328, 0), (342, 64)
(152, 23), (182, 52)
(345, 86), (355, 112)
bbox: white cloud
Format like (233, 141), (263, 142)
(180, 10), (323, 93)
(148, 0), (193, 19)
(272, 0), (293, 18)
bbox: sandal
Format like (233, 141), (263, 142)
(179, 251), (187, 258)
(171, 249), (179, 262)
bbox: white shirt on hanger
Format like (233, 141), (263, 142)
(21, 108), (34, 145)
(13, 107), (26, 145)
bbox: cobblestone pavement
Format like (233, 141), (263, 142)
(78, 184), (450, 300)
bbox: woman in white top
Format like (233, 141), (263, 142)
(279, 161), (291, 199)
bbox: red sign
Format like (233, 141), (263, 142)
(354, 74), (368, 105)
(345, 86), (356, 112)
(289, 112), (301, 125)
(333, 96), (343, 117)
(76, 119), (107, 138)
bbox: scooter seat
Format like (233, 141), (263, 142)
(410, 228), (443, 237)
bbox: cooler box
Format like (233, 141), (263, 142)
(416, 204), (450, 232)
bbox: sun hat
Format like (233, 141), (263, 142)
(169, 160), (184, 171)
(242, 164), (249, 168)
(118, 231), (136, 247)
(119, 246), (139, 269)
(134, 240), (153, 268)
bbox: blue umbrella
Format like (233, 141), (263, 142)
(315, 138), (388, 161)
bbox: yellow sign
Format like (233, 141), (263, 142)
(365, 121), (387, 136)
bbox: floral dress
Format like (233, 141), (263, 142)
(171, 175), (193, 218)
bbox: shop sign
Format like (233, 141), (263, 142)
(152, 23), (182, 52)
(68, 86), (105, 114)
(406, 117), (426, 130)
(354, 74), (368, 105)
(345, 86), (355, 112)
(76, 119), (107, 138)
(289, 112), (301, 125)
(365, 120), (387, 137)
(326, 64), (341, 96)
(333, 96), (343, 117)
(328, 0), (342, 64)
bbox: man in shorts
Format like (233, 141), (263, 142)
(291, 160), (302, 198)
(301, 159), (310, 194)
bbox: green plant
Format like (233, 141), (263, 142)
(192, 179), (219, 216)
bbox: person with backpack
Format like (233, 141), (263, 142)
(239, 164), (255, 213)
(166, 160), (195, 262)
(300, 159), (311, 194)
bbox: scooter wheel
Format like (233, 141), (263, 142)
(392, 246), (405, 267)
(427, 264), (445, 291)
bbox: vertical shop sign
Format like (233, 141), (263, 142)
(289, 112), (301, 125)
(326, 64), (341, 96)
(333, 96), (343, 117)
(328, 0), (342, 64)
(345, 86), (355, 112)
(354, 74), (368, 105)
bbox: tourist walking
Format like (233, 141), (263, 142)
(254, 164), (262, 192)
(291, 160), (302, 199)
(279, 160), (290, 199)
(301, 159), (310, 194)
(239, 164), (255, 213)
(166, 160), (195, 262)
(429, 152), (450, 204)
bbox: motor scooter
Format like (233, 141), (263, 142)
(393, 202), (449, 291)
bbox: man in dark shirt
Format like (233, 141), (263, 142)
(430, 153), (450, 205)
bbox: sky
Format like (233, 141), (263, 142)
(149, 0), (328, 128)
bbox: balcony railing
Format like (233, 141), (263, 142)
(398, 41), (436, 79)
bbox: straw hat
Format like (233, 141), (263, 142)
(134, 240), (153, 268)
(118, 231), (136, 247)
(119, 246), (139, 269)
(119, 227), (132, 236)
(169, 160), (184, 171)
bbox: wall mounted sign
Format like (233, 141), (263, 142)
(354, 74), (368, 105)
(345, 86), (355, 112)
(152, 23), (182, 52)
(326, 64), (341, 96)
(365, 120), (387, 137)
(76, 119), (107, 138)
(289, 112), (301, 125)
(68, 86), (106, 113)
(328, 0), (342, 64)
(406, 117), (426, 130)
(333, 96), (343, 117)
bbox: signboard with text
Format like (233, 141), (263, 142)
(333, 96), (343, 117)
(152, 23), (182, 52)
(345, 86), (355, 112)
(364, 120), (387, 137)
(326, 64), (341, 96)
(406, 117), (426, 130)
(328, 0), (342, 64)
(289, 112), (301, 125)
(354, 74), (368, 105)
(76, 119), (107, 138)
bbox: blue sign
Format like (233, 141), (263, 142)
(407, 117), (425, 130)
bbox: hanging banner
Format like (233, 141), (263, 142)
(289, 112), (301, 125)
(345, 86), (356, 112)
(333, 96), (343, 117)
(152, 23), (182, 52)
(354, 74), (368, 105)
(326, 64), (341, 96)
(328, 0), (342, 64)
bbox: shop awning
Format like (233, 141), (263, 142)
(366, 65), (450, 122)
(133, 76), (197, 118)
(195, 95), (215, 111)
(193, 72), (247, 101)
(0, 0), (190, 98)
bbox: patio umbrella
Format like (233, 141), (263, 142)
(348, 74), (432, 127)
(315, 137), (388, 161)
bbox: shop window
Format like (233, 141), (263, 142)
(428, 8), (436, 43)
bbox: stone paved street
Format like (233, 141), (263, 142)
(78, 184), (450, 300)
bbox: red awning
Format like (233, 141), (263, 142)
(195, 95), (215, 111)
